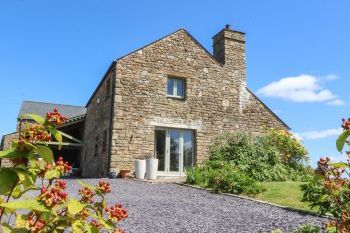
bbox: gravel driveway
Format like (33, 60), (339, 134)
(63, 179), (328, 233)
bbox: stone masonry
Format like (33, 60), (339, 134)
(80, 69), (114, 177)
(0, 132), (18, 167)
(79, 25), (289, 177)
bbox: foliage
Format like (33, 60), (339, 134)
(271, 224), (321, 233)
(0, 109), (128, 232)
(263, 128), (309, 168)
(186, 161), (265, 196)
(208, 131), (312, 182)
(293, 224), (321, 233)
(301, 117), (350, 233)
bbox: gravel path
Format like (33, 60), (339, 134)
(64, 179), (328, 233)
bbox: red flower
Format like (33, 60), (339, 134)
(55, 156), (72, 174)
(79, 186), (94, 204)
(46, 108), (67, 126)
(105, 204), (128, 222)
(97, 180), (111, 194)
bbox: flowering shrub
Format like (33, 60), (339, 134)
(263, 128), (309, 168)
(301, 117), (350, 233)
(0, 109), (127, 232)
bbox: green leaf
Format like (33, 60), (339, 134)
(67, 198), (85, 215)
(85, 224), (99, 233)
(1, 199), (49, 212)
(44, 169), (61, 180)
(15, 214), (27, 228)
(329, 162), (350, 168)
(48, 126), (62, 143)
(0, 148), (17, 159)
(336, 130), (350, 152)
(0, 168), (18, 195)
(78, 180), (96, 191)
(11, 183), (39, 199)
(20, 114), (45, 125)
(36, 145), (54, 163)
(48, 126), (63, 149)
(72, 220), (84, 232)
(1, 222), (13, 233)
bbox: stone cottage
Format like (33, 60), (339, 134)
(1, 25), (289, 177)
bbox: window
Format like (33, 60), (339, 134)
(167, 77), (185, 98)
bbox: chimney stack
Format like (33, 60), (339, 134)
(213, 25), (246, 80)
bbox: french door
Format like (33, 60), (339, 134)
(155, 128), (194, 176)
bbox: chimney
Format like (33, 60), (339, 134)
(213, 24), (246, 79)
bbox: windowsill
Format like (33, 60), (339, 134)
(167, 95), (185, 100)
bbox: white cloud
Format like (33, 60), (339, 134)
(296, 128), (342, 140)
(324, 74), (339, 81)
(326, 99), (345, 106)
(257, 74), (344, 105)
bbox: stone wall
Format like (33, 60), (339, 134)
(108, 28), (288, 173)
(80, 67), (114, 177)
(0, 132), (18, 167)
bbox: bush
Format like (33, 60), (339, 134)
(301, 117), (350, 233)
(293, 224), (321, 233)
(186, 161), (265, 196)
(271, 224), (321, 233)
(209, 131), (311, 182)
(263, 128), (309, 168)
(186, 165), (207, 186)
(0, 111), (127, 232)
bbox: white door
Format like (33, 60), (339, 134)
(155, 128), (194, 176)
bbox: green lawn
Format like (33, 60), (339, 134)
(254, 182), (317, 213)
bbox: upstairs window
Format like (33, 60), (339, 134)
(167, 77), (185, 98)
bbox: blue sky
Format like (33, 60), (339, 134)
(1, 0), (349, 166)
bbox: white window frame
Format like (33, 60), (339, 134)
(155, 128), (194, 176)
(167, 77), (184, 98)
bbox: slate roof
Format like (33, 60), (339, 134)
(18, 101), (86, 119)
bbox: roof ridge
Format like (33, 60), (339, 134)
(22, 100), (85, 108)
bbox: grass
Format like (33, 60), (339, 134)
(254, 182), (317, 213)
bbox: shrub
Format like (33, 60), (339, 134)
(209, 131), (311, 182)
(0, 110), (127, 232)
(271, 224), (321, 233)
(293, 224), (321, 233)
(301, 117), (350, 233)
(186, 161), (265, 196)
(185, 166), (207, 186)
(263, 128), (309, 168)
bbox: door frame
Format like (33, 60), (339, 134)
(155, 127), (195, 176)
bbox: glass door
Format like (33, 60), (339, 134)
(155, 130), (166, 172)
(169, 130), (180, 172)
(155, 128), (194, 175)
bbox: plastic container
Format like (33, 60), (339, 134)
(135, 159), (146, 179)
(146, 158), (158, 180)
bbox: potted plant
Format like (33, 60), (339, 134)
(119, 169), (131, 178)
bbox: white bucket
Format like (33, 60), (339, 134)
(135, 159), (146, 179)
(146, 158), (158, 180)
